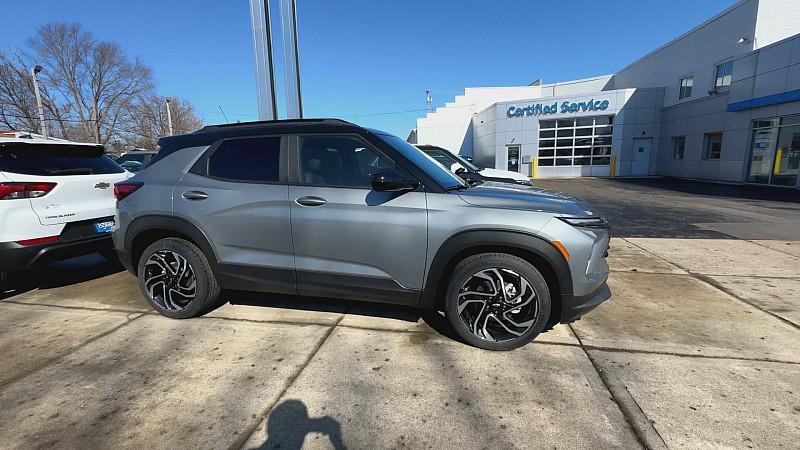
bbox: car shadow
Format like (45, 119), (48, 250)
(254, 399), (345, 450)
(226, 290), (461, 343)
(0, 253), (124, 301)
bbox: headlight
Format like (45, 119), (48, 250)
(557, 216), (608, 228)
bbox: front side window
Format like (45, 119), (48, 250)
(298, 135), (394, 188)
(208, 136), (281, 182)
(679, 76), (694, 100)
(704, 133), (723, 159)
(374, 133), (464, 190)
(673, 136), (686, 160)
(715, 61), (733, 90)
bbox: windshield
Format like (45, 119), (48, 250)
(424, 148), (480, 172)
(374, 134), (465, 190)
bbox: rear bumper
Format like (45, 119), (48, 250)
(560, 282), (611, 323)
(0, 234), (113, 272)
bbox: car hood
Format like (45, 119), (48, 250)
(456, 181), (598, 216)
(479, 168), (530, 181)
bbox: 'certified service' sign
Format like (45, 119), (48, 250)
(507, 99), (610, 118)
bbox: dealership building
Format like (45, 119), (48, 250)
(414, 0), (800, 187)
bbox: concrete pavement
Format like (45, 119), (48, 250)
(2, 175), (800, 449)
(0, 234), (797, 449)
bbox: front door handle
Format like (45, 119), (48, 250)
(296, 196), (327, 207)
(182, 191), (209, 201)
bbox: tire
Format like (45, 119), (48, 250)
(445, 253), (551, 351)
(137, 237), (221, 319)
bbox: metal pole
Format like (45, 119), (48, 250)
(31, 65), (48, 138)
(279, 0), (303, 119)
(165, 97), (174, 135)
(249, 0), (279, 120)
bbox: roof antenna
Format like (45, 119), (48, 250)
(218, 105), (230, 123)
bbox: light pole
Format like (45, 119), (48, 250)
(31, 65), (48, 138)
(165, 97), (174, 135)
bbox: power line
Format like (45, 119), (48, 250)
(0, 112), (166, 140)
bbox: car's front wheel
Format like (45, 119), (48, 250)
(137, 237), (221, 319)
(445, 253), (551, 351)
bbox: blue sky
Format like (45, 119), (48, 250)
(2, 0), (738, 137)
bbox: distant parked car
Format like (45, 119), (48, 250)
(116, 151), (157, 172)
(416, 144), (533, 186)
(0, 136), (129, 287)
(119, 160), (145, 172)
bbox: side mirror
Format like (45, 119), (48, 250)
(454, 167), (466, 175)
(371, 168), (419, 192)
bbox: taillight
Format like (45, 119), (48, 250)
(0, 182), (57, 200)
(17, 236), (59, 246)
(114, 181), (143, 201)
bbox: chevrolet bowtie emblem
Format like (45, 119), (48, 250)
(94, 182), (111, 189)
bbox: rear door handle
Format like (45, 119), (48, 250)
(182, 191), (209, 201)
(295, 196), (327, 207)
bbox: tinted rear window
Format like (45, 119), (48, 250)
(207, 136), (281, 182)
(0, 144), (124, 176)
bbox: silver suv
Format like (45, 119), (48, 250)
(113, 119), (610, 350)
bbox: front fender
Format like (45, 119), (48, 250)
(420, 229), (573, 308)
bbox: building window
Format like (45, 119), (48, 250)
(536, 115), (614, 167)
(672, 136), (686, 160)
(704, 133), (723, 159)
(714, 61), (733, 90)
(679, 75), (693, 100)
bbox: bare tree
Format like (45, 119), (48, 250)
(127, 94), (204, 149)
(26, 23), (153, 144)
(0, 51), (42, 133)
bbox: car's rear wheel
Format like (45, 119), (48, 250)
(137, 237), (221, 319)
(445, 253), (551, 351)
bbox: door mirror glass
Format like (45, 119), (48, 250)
(370, 168), (419, 192)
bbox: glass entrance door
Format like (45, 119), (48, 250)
(773, 119), (800, 186)
(747, 120), (778, 184)
(507, 146), (520, 172)
(747, 116), (800, 186)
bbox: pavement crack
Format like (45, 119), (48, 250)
(746, 239), (800, 259)
(228, 312), (346, 450)
(569, 324), (668, 450)
(694, 274), (800, 331)
(621, 238), (800, 329)
(0, 313), (144, 391)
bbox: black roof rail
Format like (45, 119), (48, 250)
(197, 118), (355, 132)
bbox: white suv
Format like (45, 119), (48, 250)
(0, 136), (128, 286)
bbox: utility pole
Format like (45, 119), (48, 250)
(249, 0), (279, 120)
(165, 97), (174, 135)
(279, 0), (303, 119)
(31, 65), (48, 138)
(425, 90), (433, 112)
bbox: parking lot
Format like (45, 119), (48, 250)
(1, 177), (798, 449)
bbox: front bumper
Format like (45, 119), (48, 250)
(0, 234), (113, 272)
(560, 282), (611, 323)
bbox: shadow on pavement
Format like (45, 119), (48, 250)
(601, 177), (800, 203)
(0, 253), (124, 301)
(227, 290), (461, 342)
(255, 400), (345, 450)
